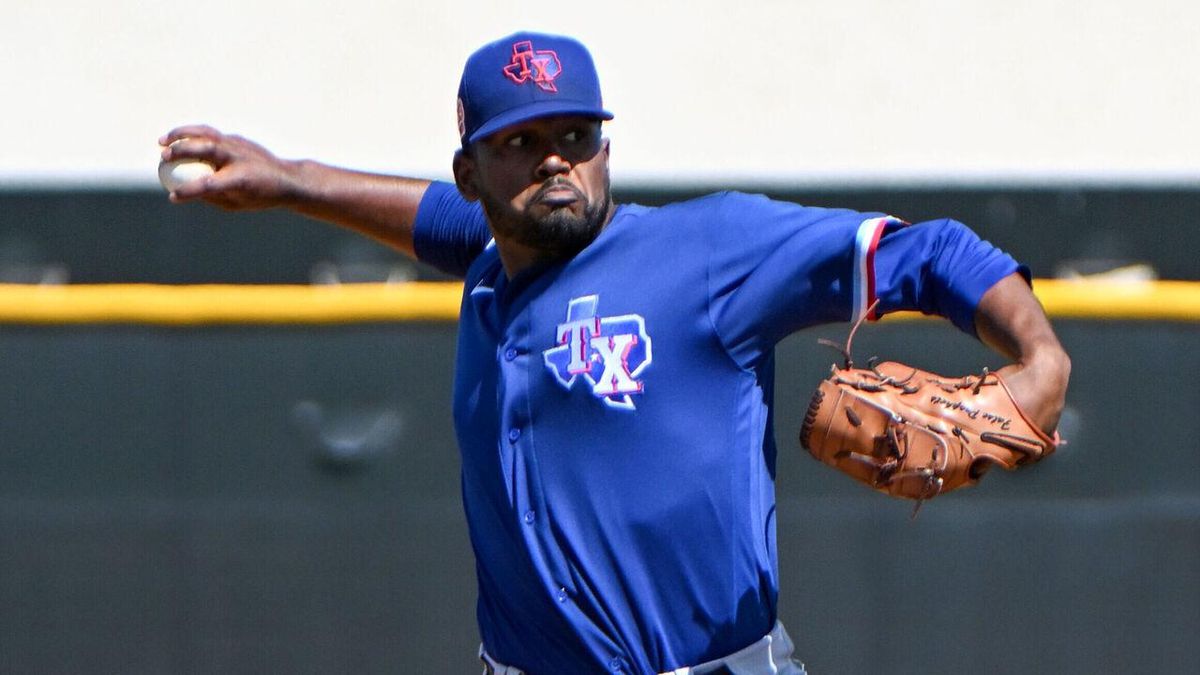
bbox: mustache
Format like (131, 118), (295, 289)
(532, 178), (584, 202)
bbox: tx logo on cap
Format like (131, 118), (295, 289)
(502, 40), (561, 93)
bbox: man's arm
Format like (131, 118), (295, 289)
(801, 270), (1070, 501)
(159, 125), (430, 258)
(974, 272), (1072, 435)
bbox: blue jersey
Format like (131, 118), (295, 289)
(413, 182), (1021, 674)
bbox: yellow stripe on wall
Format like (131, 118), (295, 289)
(0, 283), (464, 325)
(0, 280), (1195, 326)
(1031, 279), (1200, 321)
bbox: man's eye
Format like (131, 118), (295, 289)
(506, 135), (527, 147)
(564, 130), (581, 143)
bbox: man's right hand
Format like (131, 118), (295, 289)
(158, 124), (303, 210)
(156, 124), (433, 258)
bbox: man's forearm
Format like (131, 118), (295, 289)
(287, 160), (432, 259)
(973, 273), (1071, 434)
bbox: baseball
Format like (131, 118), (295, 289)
(158, 158), (215, 192)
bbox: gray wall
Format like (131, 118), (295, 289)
(0, 320), (1195, 674)
(0, 189), (1197, 674)
(0, 186), (1197, 283)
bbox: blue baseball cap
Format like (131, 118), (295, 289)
(457, 31), (613, 145)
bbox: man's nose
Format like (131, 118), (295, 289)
(535, 150), (571, 179)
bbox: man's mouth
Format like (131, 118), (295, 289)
(534, 181), (583, 207)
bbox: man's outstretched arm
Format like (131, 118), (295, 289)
(974, 272), (1072, 436)
(159, 124), (431, 258)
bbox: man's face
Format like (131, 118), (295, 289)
(455, 115), (612, 259)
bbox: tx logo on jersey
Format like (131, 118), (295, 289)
(502, 40), (561, 93)
(543, 295), (652, 411)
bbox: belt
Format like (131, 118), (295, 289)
(480, 621), (806, 675)
(479, 645), (525, 675)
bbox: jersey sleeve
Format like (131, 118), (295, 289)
(705, 192), (1024, 368)
(869, 216), (1029, 332)
(411, 181), (492, 278)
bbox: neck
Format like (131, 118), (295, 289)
(493, 199), (617, 278)
(496, 240), (555, 279)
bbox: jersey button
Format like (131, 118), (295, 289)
(523, 510), (535, 524)
(504, 347), (519, 361)
(556, 587), (569, 603)
(508, 428), (521, 443)
(608, 656), (625, 672)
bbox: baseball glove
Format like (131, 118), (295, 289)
(799, 323), (1058, 510)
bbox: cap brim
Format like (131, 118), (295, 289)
(468, 100), (614, 144)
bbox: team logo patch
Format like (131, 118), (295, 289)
(502, 40), (562, 93)
(543, 295), (652, 411)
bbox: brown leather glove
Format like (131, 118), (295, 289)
(800, 360), (1058, 505)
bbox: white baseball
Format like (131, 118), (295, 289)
(158, 157), (215, 192)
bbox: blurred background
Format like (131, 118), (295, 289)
(1, 1), (1197, 673)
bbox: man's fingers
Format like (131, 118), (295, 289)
(169, 169), (237, 202)
(158, 124), (222, 147)
(161, 136), (224, 165)
(170, 169), (266, 211)
(168, 177), (209, 201)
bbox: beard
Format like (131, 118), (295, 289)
(480, 176), (611, 259)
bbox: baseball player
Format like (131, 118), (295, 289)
(160, 31), (1070, 674)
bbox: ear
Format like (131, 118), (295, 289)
(452, 149), (480, 202)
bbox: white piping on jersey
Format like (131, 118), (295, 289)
(851, 216), (900, 324)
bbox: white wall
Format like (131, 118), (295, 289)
(3, 0), (1198, 187)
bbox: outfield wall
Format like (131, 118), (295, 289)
(0, 184), (1196, 673)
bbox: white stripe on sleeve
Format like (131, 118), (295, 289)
(851, 216), (902, 323)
